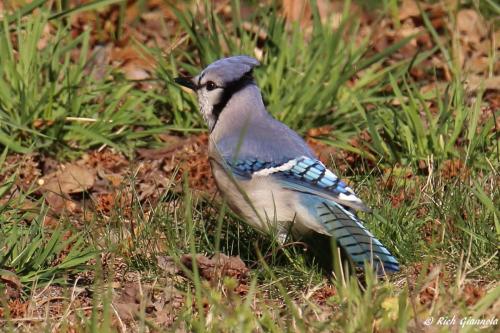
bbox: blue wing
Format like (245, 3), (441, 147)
(228, 156), (369, 212)
(223, 156), (398, 274)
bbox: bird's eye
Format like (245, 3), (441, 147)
(206, 81), (217, 91)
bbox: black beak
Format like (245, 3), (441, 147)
(174, 76), (197, 91)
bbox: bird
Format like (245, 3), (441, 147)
(174, 55), (399, 275)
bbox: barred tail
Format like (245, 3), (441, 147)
(316, 202), (399, 274)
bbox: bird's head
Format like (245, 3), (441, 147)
(175, 55), (260, 131)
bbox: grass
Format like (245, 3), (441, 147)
(0, 3), (164, 157)
(161, 0), (431, 135)
(1, 0), (499, 332)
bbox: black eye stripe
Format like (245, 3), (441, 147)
(209, 71), (254, 132)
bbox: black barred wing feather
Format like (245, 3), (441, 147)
(231, 156), (370, 212)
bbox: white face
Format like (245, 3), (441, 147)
(195, 75), (225, 130)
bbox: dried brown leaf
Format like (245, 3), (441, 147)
(311, 285), (336, 305)
(113, 283), (155, 322)
(6, 299), (28, 318)
(42, 164), (95, 194)
(157, 255), (181, 275)
(440, 159), (470, 181)
(180, 254), (249, 283)
(398, 0), (421, 21)
(457, 9), (488, 45)
(464, 283), (486, 306)
(0, 271), (22, 300)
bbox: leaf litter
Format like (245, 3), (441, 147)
(0, 0), (498, 330)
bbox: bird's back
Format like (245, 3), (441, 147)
(210, 83), (314, 164)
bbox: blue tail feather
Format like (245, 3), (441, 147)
(304, 197), (399, 274)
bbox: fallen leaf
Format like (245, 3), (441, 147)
(0, 270), (22, 299)
(113, 301), (139, 322)
(463, 283), (486, 306)
(398, 0), (421, 21)
(38, 163), (93, 215)
(43, 192), (81, 216)
(440, 159), (470, 180)
(122, 62), (150, 81)
(391, 190), (406, 208)
(180, 254), (249, 283)
(153, 287), (185, 327)
(466, 76), (500, 92)
(6, 299), (28, 318)
(0, 154), (42, 192)
(234, 283), (250, 296)
(157, 255), (181, 275)
(457, 9), (488, 46)
(113, 283), (155, 322)
(83, 150), (129, 173)
(42, 164), (95, 194)
(282, 0), (311, 27)
(311, 285), (336, 305)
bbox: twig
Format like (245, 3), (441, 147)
(465, 251), (498, 276)
(65, 117), (98, 123)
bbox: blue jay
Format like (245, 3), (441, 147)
(175, 55), (399, 274)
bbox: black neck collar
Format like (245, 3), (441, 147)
(210, 72), (254, 132)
